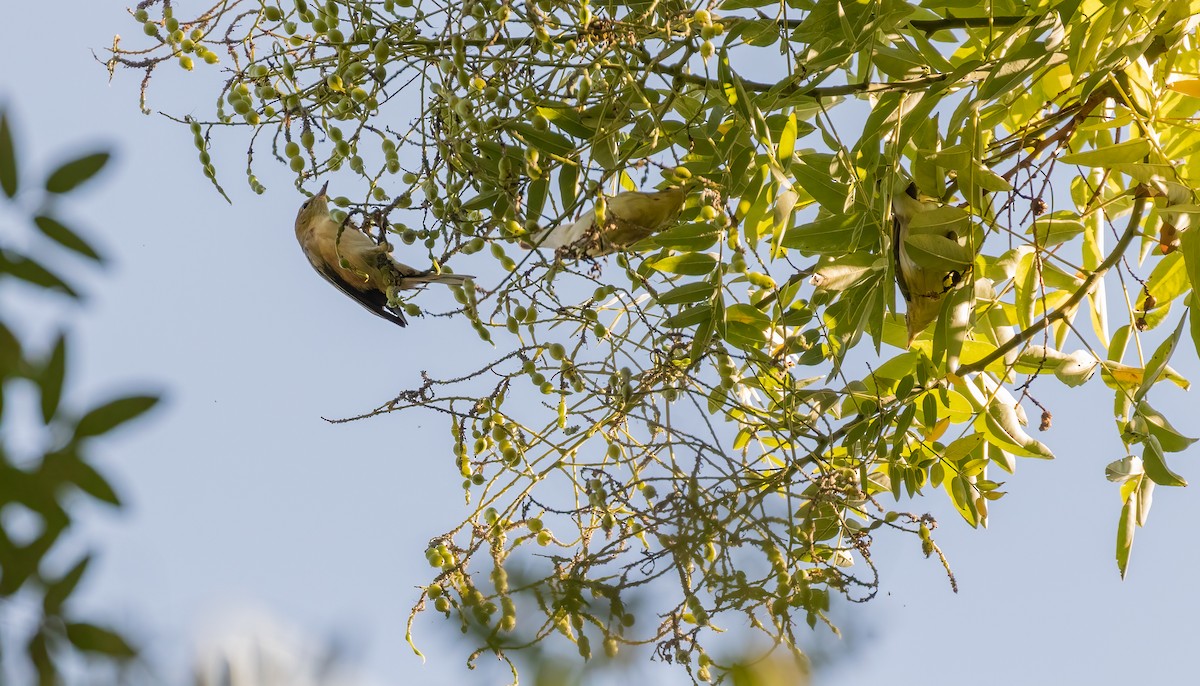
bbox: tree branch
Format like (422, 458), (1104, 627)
(956, 192), (1149, 375)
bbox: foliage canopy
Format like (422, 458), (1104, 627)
(0, 109), (158, 681)
(110, 0), (1200, 678)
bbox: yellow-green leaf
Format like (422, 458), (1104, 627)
(1059, 138), (1152, 167)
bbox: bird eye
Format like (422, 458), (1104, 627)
(301, 200), (311, 209)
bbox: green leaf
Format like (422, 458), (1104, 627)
(65, 458), (121, 506)
(946, 475), (979, 527)
(43, 555), (91, 613)
(782, 211), (873, 255)
(461, 190), (501, 212)
(648, 222), (721, 251)
(1059, 138), (1152, 167)
(535, 105), (595, 139)
(738, 164), (772, 247)
(690, 309), (717, 364)
(0, 111), (17, 198)
(656, 281), (716, 305)
(1191, 293), (1200, 363)
(1134, 314), (1186, 403)
(647, 253), (717, 276)
(0, 250), (78, 297)
(45, 151), (111, 194)
(902, 234), (974, 272)
(39, 334), (66, 423)
(1183, 213), (1200, 331)
(777, 112), (798, 160)
(34, 215), (103, 262)
(908, 203), (971, 234)
(1146, 250), (1189, 308)
(942, 433), (986, 465)
(792, 155), (848, 212)
(664, 305), (712, 328)
(65, 622), (136, 658)
(0, 321), (21, 376)
(810, 254), (884, 292)
(922, 144), (971, 170)
(965, 160), (1013, 192)
(1142, 436), (1187, 487)
(977, 400), (1054, 459)
(1105, 455), (1143, 483)
(724, 303), (771, 329)
(510, 124), (575, 158)
(1116, 493), (1136, 579)
(1027, 212), (1086, 246)
(557, 164), (579, 213)
(526, 177), (548, 220)
(74, 395), (159, 440)
(1138, 401), (1198, 453)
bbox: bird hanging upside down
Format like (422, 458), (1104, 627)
(293, 182), (473, 327)
(521, 183), (694, 257)
(891, 181), (973, 346)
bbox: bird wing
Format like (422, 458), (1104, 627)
(303, 250), (408, 327)
(892, 207), (911, 303)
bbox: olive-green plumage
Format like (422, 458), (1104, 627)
(892, 181), (963, 346)
(523, 184), (692, 257)
(294, 182), (472, 327)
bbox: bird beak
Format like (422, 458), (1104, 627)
(316, 181), (329, 198)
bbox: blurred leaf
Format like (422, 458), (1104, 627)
(0, 111), (17, 198)
(0, 321), (21, 376)
(39, 334), (66, 423)
(65, 622), (136, 658)
(73, 395), (159, 440)
(44, 151), (110, 194)
(27, 630), (55, 684)
(33, 215), (103, 262)
(43, 555), (91, 613)
(74, 465), (121, 506)
(0, 250), (78, 297)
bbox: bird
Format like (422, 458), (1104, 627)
(890, 180), (971, 346)
(293, 182), (473, 327)
(521, 183), (694, 257)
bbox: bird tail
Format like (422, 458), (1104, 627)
(406, 271), (474, 286)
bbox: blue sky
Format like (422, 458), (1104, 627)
(3, 4), (1200, 685)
